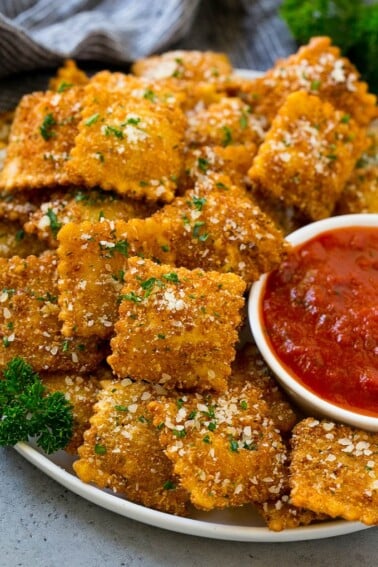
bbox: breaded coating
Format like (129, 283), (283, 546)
(143, 182), (288, 285)
(335, 124), (378, 214)
(0, 87), (84, 192)
(0, 251), (104, 373)
(74, 379), (189, 515)
(256, 489), (328, 532)
(108, 257), (246, 391)
(57, 219), (173, 339)
(132, 50), (232, 83)
(239, 37), (377, 128)
(65, 80), (186, 202)
(248, 91), (368, 220)
(41, 371), (100, 454)
(148, 383), (287, 511)
(231, 344), (298, 433)
(0, 219), (46, 258)
(335, 165), (378, 214)
(183, 144), (258, 189)
(186, 97), (267, 148)
(252, 189), (309, 236)
(0, 190), (47, 225)
(49, 59), (89, 91)
(290, 419), (378, 525)
(25, 187), (156, 248)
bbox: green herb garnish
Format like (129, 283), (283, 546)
(0, 357), (73, 453)
(40, 113), (57, 141)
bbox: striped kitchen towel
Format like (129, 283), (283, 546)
(0, 0), (201, 78)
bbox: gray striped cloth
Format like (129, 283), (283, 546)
(0, 0), (295, 111)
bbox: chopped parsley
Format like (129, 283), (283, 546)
(143, 89), (156, 102)
(40, 113), (57, 141)
(310, 79), (321, 91)
(341, 114), (351, 123)
(229, 437), (239, 452)
(172, 428), (187, 438)
(163, 480), (176, 490)
(0, 357), (73, 453)
(114, 405), (129, 412)
(191, 196), (207, 211)
(197, 157), (209, 173)
(103, 125), (124, 139)
(192, 221), (209, 241)
(239, 111), (249, 129)
(161, 244), (170, 252)
(94, 443), (107, 455)
(221, 125), (233, 147)
(85, 113), (100, 126)
(57, 82), (73, 93)
(119, 291), (143, 303)
(162, 272), (179, 283)
(46, 208), (62, 237)
(240, 400), (248, 410)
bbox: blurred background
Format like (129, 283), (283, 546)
(0, 0), (377, 111)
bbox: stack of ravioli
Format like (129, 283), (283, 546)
(0, 38), (377, 530)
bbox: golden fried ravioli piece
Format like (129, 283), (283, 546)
(132, 50), (232, 83)
(108, 257), (246, 391)
(0, 251), (104, 373)
(74, 379), (189, 515)
(25, 188), (156, 248)
(49, 59), (89, 91)
(256, 490), (329, 531)
(41, 371), (100, 454)
(240, 37), (377, 128)
(57, 219), (173, 339)
(248, 91), (368, 220)
(149, 383), (287, 511)
(0, 219), (46, 258)
(66, 81), (186, 202)
(183, 144), (258, 189)
(335, 165), (378, 214)
(0, 87), (84, 192)
(231, 344), (298, 433)
(290, 419), (378, 525)
(141, 182), (288, 285)
(186, 97), (267, 148)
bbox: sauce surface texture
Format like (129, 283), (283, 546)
(263, 226), (378, 417)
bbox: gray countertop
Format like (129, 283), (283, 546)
(1, 3), (377, 565)
(1, 447), (377, 566)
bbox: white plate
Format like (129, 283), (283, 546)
(12, 68), (371, 542)
(15, 442), (368, 542)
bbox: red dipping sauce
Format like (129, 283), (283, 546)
(262, 226), (378, 417)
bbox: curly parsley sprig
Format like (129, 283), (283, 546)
(0, 357), (73, 454)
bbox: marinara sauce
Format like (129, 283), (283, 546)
(262, 226), (378, 417)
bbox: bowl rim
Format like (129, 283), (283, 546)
(248, 213), (378, 431)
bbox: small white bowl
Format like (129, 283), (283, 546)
(249, 214), (378, 432)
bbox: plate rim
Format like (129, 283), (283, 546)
(15, 441), (369, 542)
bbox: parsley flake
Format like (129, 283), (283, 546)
(85, 113), (100, 126)
(40, 113), (57, 141)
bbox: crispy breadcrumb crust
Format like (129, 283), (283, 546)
(143, 182), (288, 285)
(132, 50), (233, 83)
(290, 419), (378, 525)
(0, 87), (84, 192)
(0, 251), (105, 372)
(41, 371), (100, 454)
(108, 257), (246, 391)
(149, 383), (287, 511)
(231, 344), (298, 434)
(74, 379), (189, 515)
(238, 37), (377, 128)
(248, 90), (368, 220)
(49, 59), (89, 91)
(65, 80), (186, 202)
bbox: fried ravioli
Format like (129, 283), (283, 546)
(0, 251), (104, 372)
(231, 344), (298, 434)
(74, 379), (189, 515)
(248, 91), (368, 220)
(290, 419), (378, 525)
(0, 87), (84, 192)
(149, 382), (287, 511)
(41, 371), (100, 454)
(108, 257), (246, 391)
(65, 80), (186, 202)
